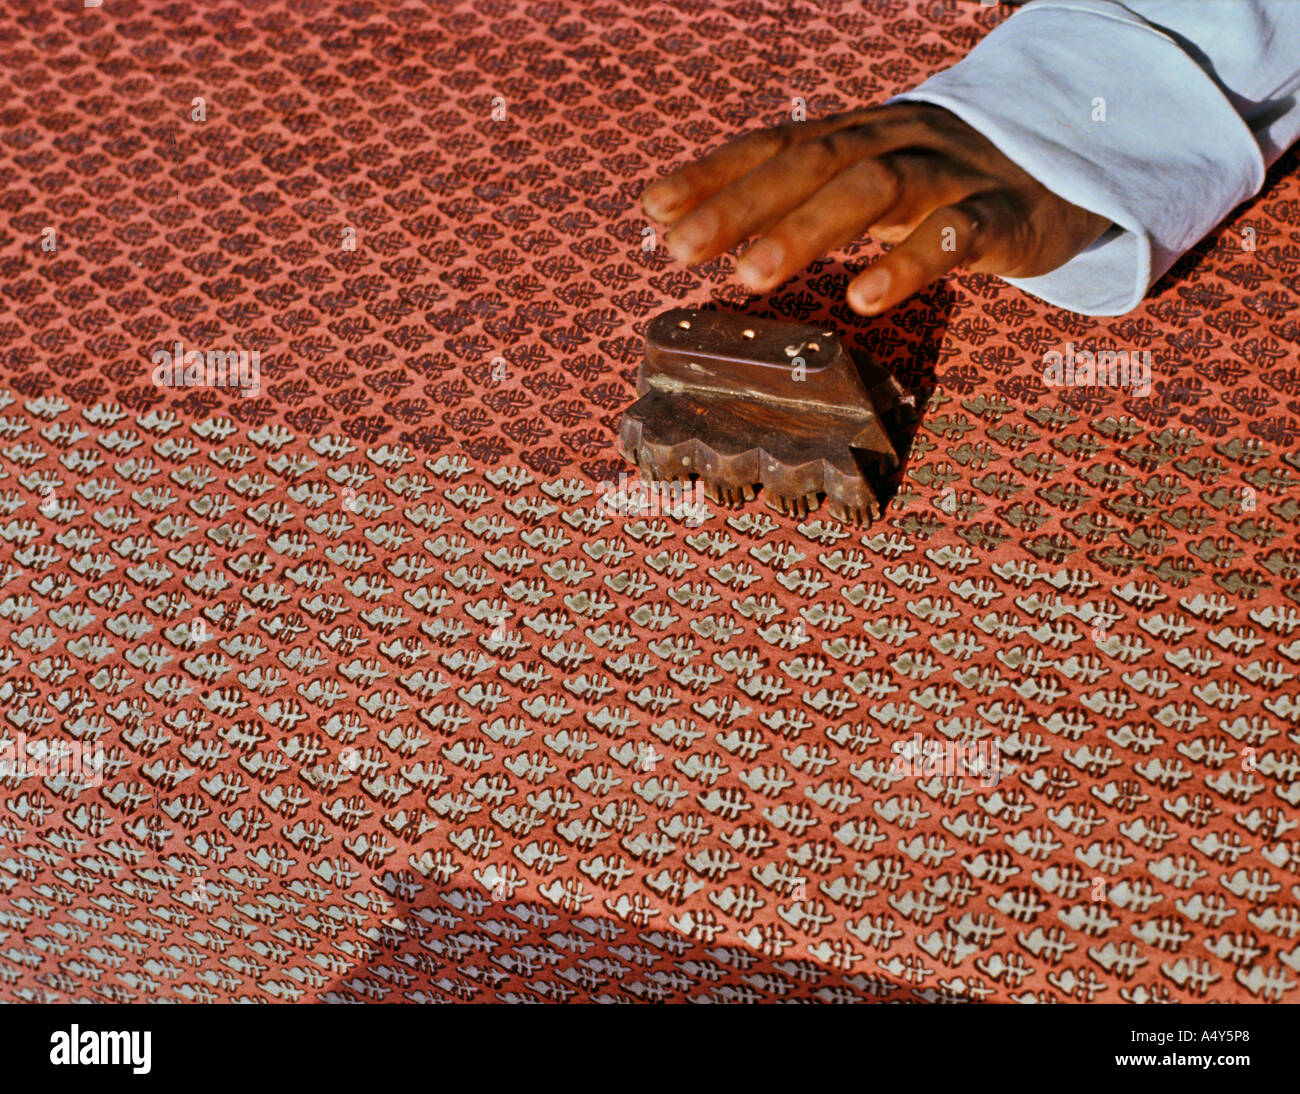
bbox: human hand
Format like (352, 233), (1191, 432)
(643, 103), (1111, 314)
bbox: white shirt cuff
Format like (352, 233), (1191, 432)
(890, 0), (1267, 315)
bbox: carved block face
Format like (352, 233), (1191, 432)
(620, 308), (912, 523)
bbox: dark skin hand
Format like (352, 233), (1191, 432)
(643, 103), (1112, 314)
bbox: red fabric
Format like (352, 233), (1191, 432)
(1, 0), (1299, 1003)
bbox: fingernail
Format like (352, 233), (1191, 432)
(850, 267), (891, 311)
(737, 240), (783, 288)
(667, 209), (716, 261)
(644, 177), (688, 217)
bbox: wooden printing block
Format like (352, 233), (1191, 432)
(618, 307), (909, 523)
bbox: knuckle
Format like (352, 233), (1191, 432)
(890, 250), (930, 285)
(751, 124), (795, 156)
(811, 129), (856, 164)
(882, 149), (948, 179)
(870, 157), (904, 202)
(949, 204), (983, 239)
(766, 121), (796, 143)
(847, 155), (900, 202)
(781, 204), (823, 242)
(973, 192), (1025, 242)
(962, 192), (1031, 265)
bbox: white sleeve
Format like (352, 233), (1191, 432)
(888, 0), (1300, 315)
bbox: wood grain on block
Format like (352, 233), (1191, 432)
(619, 308), (909, 524)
